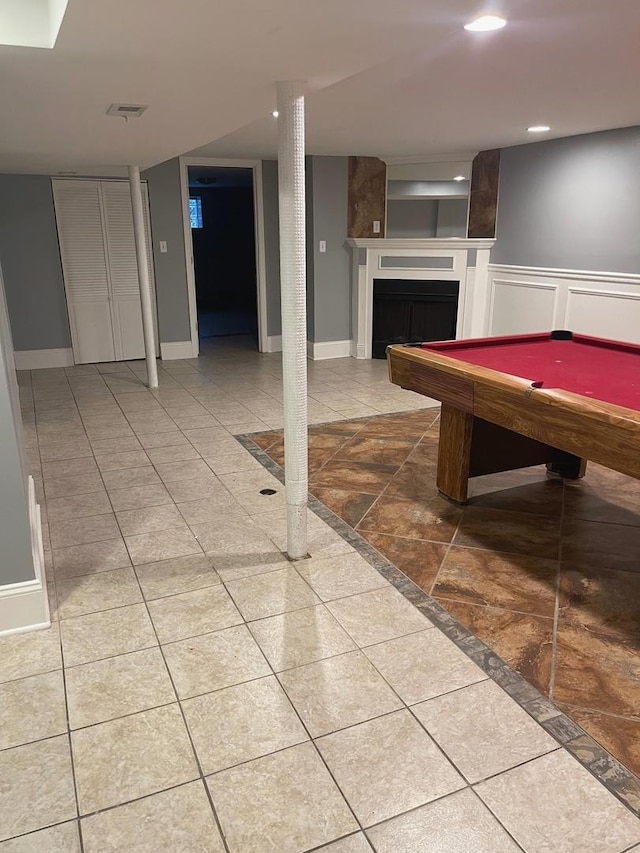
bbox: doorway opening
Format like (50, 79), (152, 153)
(187, 166), (258, 347)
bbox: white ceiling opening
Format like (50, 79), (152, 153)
(0, 0), (68, 49)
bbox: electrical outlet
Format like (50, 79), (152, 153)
(159, 240), (168, 253)
(319, 240), (327, 253)
(372, 220), (381, 234)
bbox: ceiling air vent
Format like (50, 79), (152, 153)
(106, 104), (148, 118)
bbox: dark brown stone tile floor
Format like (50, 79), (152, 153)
(252, 408), (640, 780)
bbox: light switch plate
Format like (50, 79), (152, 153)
(159, 240), (168, 253)
(372, 220), (381, 234)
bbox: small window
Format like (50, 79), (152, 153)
(189, 196), (203, 229)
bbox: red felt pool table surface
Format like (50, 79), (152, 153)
(420, 332), (640, 411)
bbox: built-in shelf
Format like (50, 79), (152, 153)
(387, 193), (468, 201)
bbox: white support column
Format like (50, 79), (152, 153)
(128, 165), (158, 389)
(276, 80), (308, 560)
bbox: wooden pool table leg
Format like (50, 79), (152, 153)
(436, 404), (473, 503)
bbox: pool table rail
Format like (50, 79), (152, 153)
(387, 344), (640, 502)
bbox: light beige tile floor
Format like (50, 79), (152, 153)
(363, 629), (488, 705)
(2, 336), (639, 851)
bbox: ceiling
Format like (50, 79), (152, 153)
(1, 0), (639, 174)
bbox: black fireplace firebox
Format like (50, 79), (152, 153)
(372, 279), (459, 358)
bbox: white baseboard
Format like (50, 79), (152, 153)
(14, 348), (74, 370)
(264, 335), (282, 353)
(0, 579), (50, 637)
(0, 476), (50, 637)
(160, 341), (195, 360)
(264, 337), (353, 359)
(308, 340), (353, 360)
(353, 342), (368, 359)
(29, 476), (47, 588)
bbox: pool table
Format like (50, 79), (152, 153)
(387, 331), (640, 503)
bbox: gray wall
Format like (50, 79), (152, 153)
(387, 199), (438, 238)
(141, 157), (349, 347)
(262, 160), (282, 338)
(0, 263), (36, 585)
(305, 158), (315, 341)
(387, 197), (468, 238)
(436, 199), (468, 238)
(308, 156), (351, 343)
(492, 126), (640, 273)
(136, 156), (347, 348)
(143, 159), (192, 343)
(0, 175), (71, 351)
(0, 167), (196, 354)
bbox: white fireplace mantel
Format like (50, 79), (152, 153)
(347, 237), (495, 359)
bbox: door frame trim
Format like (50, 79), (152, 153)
(179, 156), (268, 356)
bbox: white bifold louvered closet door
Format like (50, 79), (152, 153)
(52, 178), (157, 364)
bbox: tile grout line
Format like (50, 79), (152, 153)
(0, 816), (84, 849)
(25, 362), (640, 840)
(83, 370), (245, 569)
(102, 473), (234, 853)
(424, 500), (467, 598)
(329, 415), (441, 534)
(219, 490), (554, 848)
(302, 830), (369, 853)
(98, 391), (484, 846)
(431, 593), (555, 623)
(52, 362), (234, 849)
(137, 457), (373, 851)
(555, 701), (640, 723)
(464, 787), (529, 853)
(41, 368), (87, 853)
(238, 590), (370, 839)
(238, 431), (640, 820)
(62, 677), (85, 853)
(548, 479), (567, 702)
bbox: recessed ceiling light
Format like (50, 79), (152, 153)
(453, 175), (466, 182)
(272, 110), (279, 118)
(527, 125), (551, 133)
(464, 15), (507, 32)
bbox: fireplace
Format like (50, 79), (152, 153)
(348, 238), (495, 359)
(372, 279), (459, 358)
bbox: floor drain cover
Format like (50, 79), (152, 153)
(259, 488), (277, 495)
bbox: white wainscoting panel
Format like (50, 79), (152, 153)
(487, 265), (640, 342)
(566, 289), (640, 343)
(490, 280), (558, 336)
